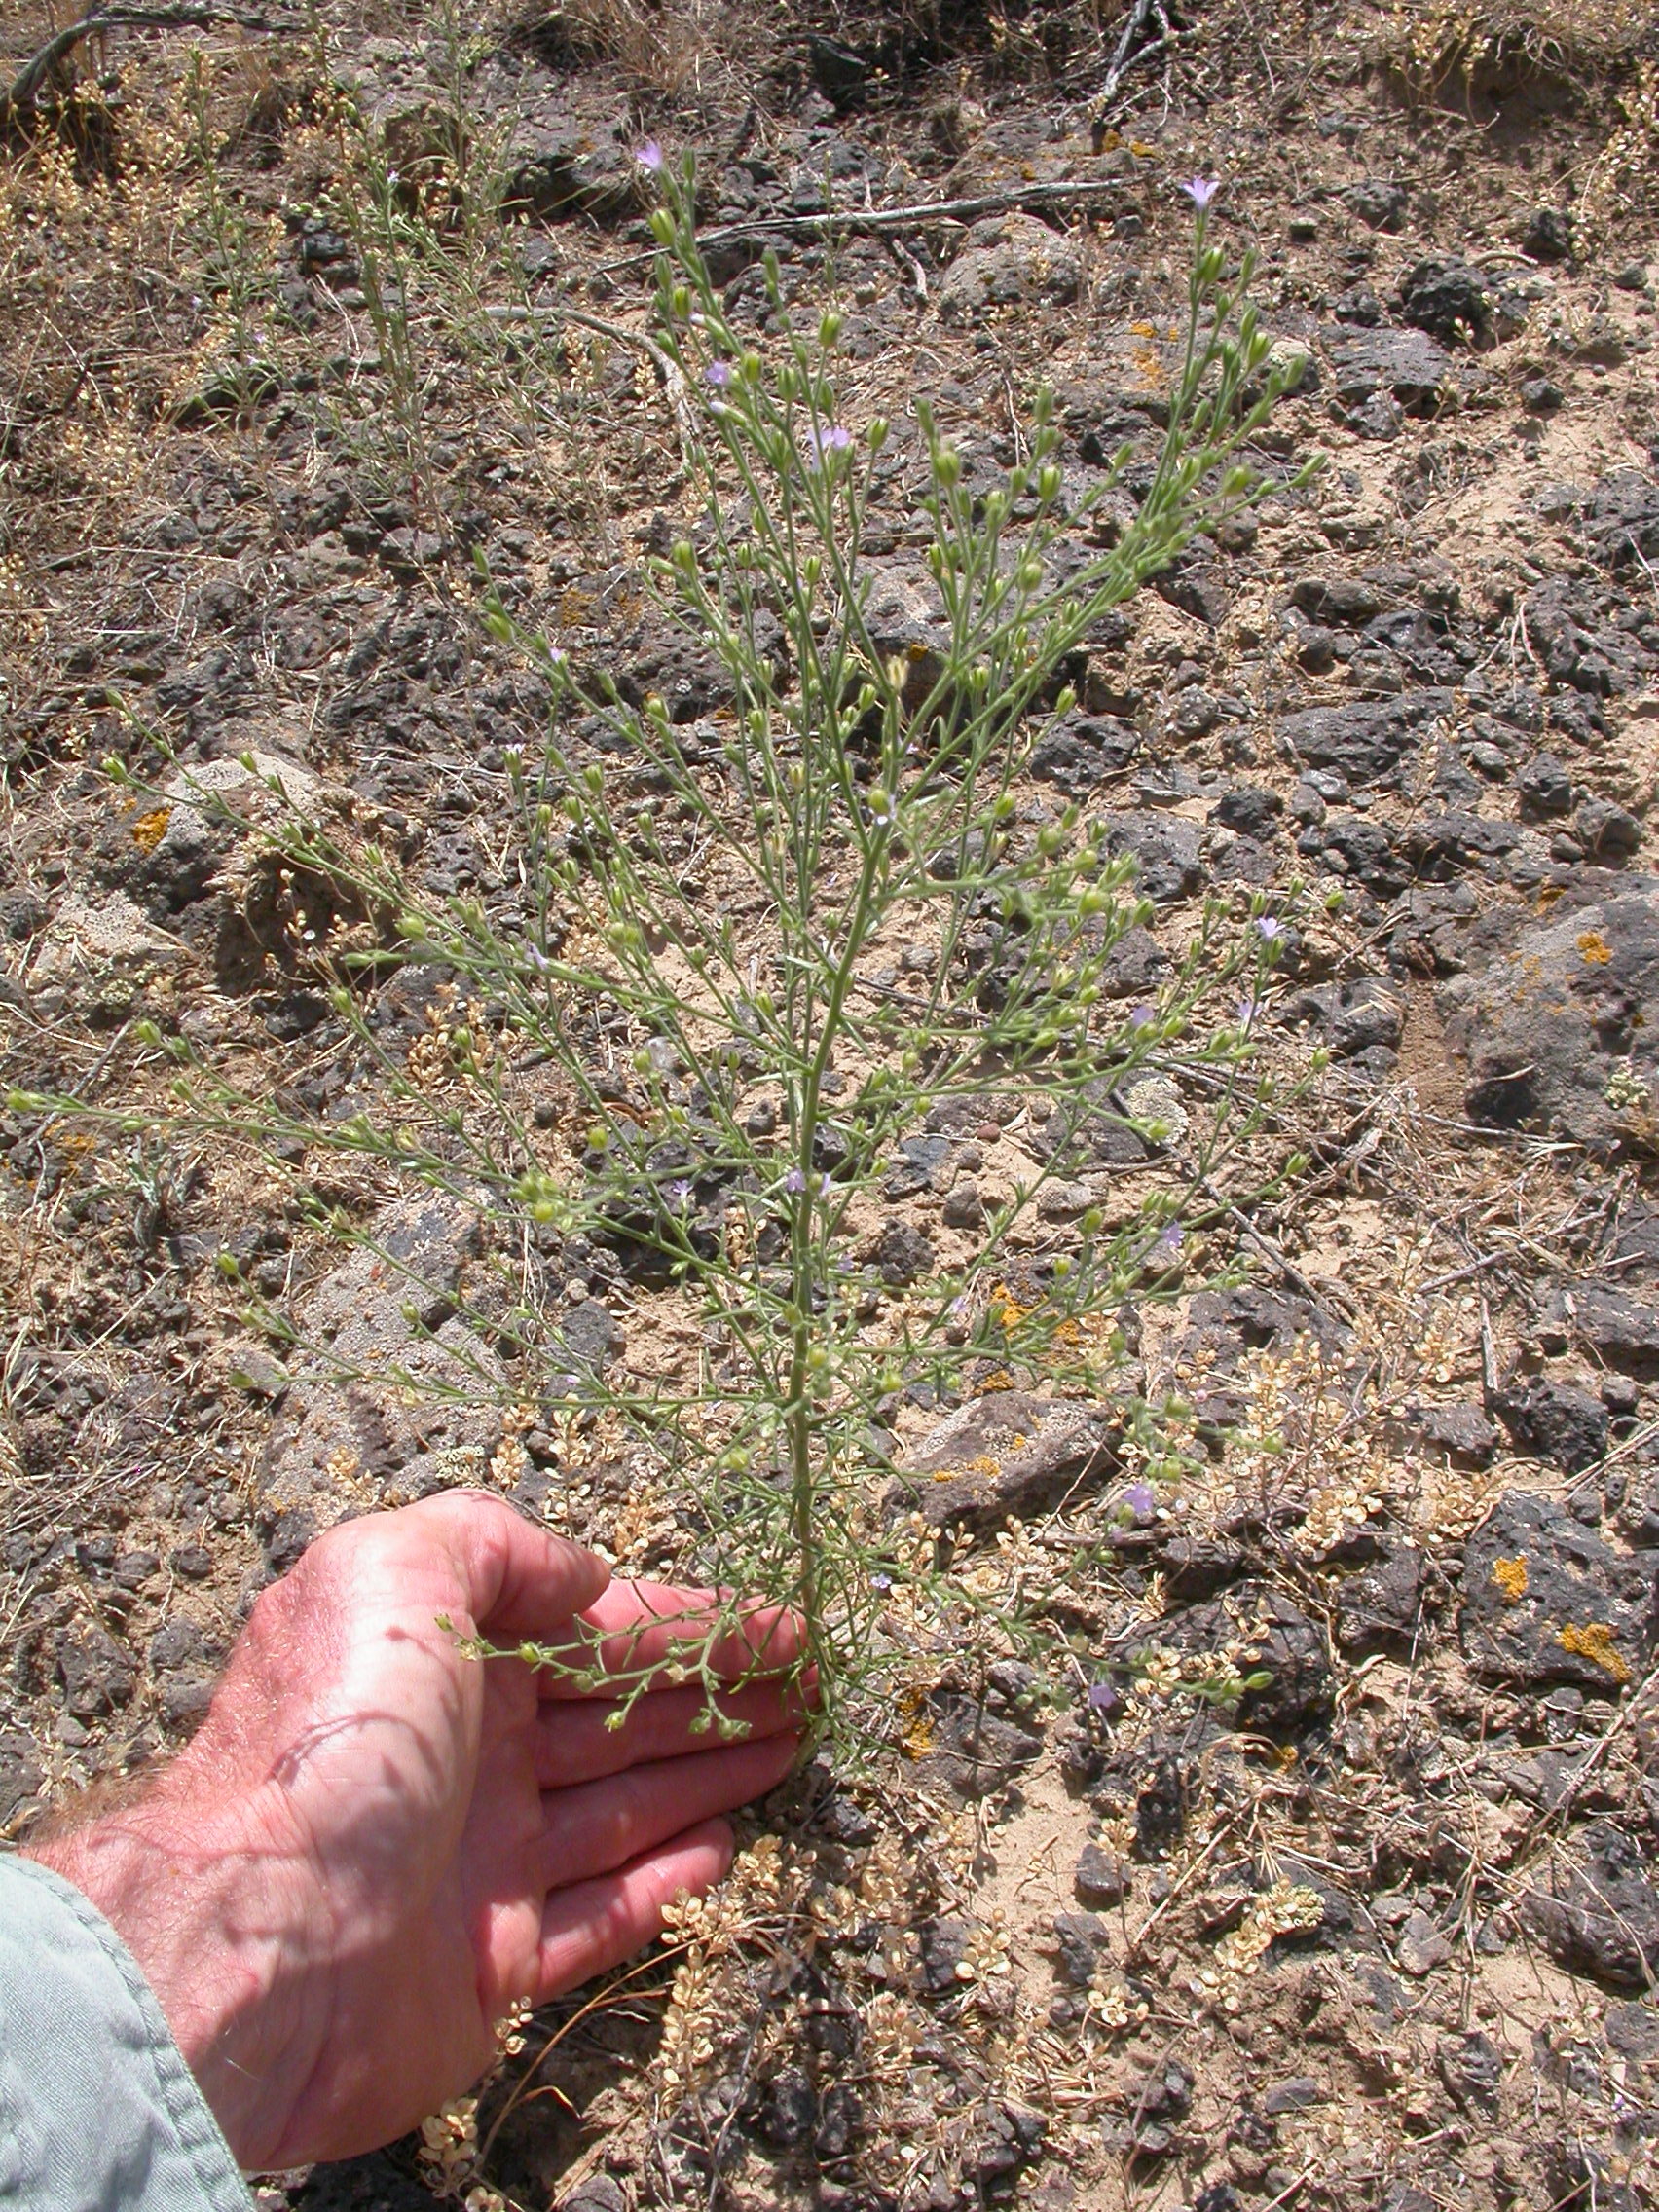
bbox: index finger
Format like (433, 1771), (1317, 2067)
(537, 1580), (806, 1698)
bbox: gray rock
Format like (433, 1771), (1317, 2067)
(862, 565), (952, 712)
(1395, 1909), (1451, 1976)
(1497, 1377), (1608, 1472)
(874, 1220), (935, 1287)
(1460, 1490), (1658, 1688)
(914, 1688), (1043, 1801)
(1100, 812), (1204, 903)
(1586, 469), (1659, 573)
(1577, 796), (1643, 861)
(1334, 1541), (1423, 1656)
(1281, 689), (1456, 788)
(55, 1623), (135, 1718)
(940, 1181), (984, 1230)
(1074, 1844), (1130, 1906)
(1437, 2030), (1502, 2117)
(1400, 257), (1493, 343)
(1343, 178), (1406, 230)
(1544, 1281), (1659, 1376)
(1286, 977), (1405, 1056)
(894, 1391), (1122, 1532)
(1261, 2076), (1322, 2115)
(1051, 1909), (1112, 1986)
(1438, 874), (1659, 1150)
(938, 214), (1082, 324)
(1147, 1585), (1332, 1735)
(1604, 2001), (1659, 2057)
(1028, 713), (1138, 794)
(1326, 325), (1455, 411)
(0, 1732), (42, 1825)
(259, 1199), (505, 1516)
(1408, 1400), (1497, 1464)
(884, 1133), (952, 1199)
(1521, 1825), (1659, 1991)
(1518, 753), (1575, 818)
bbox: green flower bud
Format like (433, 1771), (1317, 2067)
(1053, 683), (1077, 716)
(933, 447), (962, 488)
(868, 416), (889, 450)
(819, 310), (842, 347)
(648, 206), (674, 246)
(1037, 462), (1061, 502)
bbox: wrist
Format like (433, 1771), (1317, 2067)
(28, 1772), (330, 2169)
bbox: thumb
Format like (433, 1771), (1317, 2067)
(404, 1490), (612, 1640)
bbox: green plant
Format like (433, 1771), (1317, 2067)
(36, 161), (1309, 1754)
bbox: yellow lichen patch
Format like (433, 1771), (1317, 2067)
(1577, 930), (1613, 966)
(1492, 1555), (1530, 1602)
(1558, 1621), (1631, 1682)
(130, 806), (171, 854)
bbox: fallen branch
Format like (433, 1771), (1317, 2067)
(487, 301), (696, 460)
(597, 176), (1125, 276)
(1, 1), (299, 130)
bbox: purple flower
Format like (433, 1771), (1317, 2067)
(1255, 915), (1287, 944)
(1123, 1480), (1157, 1518)
(1235, 993), (1260, 1026)
(666, 1178), (692, 1210)
(1180, 175), (1220, 211)
(634, 140), (664, 173)
(806, 424), (853, 464)
(1128, 1002), (1156, 1031)
(871, 1572), (893, 1593)
(1087, 1678), (1120, 1714)
(1153, 1224), (1184, 1263)
(783, 1167), (807, 1195)
(703, 359), (732, 387)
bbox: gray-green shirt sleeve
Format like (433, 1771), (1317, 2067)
(0, 1854), (253, 2212)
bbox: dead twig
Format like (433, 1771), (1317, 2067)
(1091, 0), (1176, 146)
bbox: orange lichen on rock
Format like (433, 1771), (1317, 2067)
(130, 806), (171, 854)
(1577, 930), (1613, 965)
(1491, 1555), (1529, 1602)
(1558, 1621), (1630, 1681)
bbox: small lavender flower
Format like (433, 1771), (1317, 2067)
(1123, 1480), (1157, 1518)
(1087, 1678), (1120, 1714)
(1152, 1224), (1184, 1263)
(1255, 915), (1287, 945)
(782, 1166), (807, 1196)
(805, 424), (853, 464)
(1180, 175), (1220, 211)
(666, 1178), (692, 1211)
(634, 139), (664, 173)
(1235, 992), (1260, 1026)
(1128, 1002), (1156, 1031)
(703, 359), (732, 388)
(871, 1572), (893, 1593)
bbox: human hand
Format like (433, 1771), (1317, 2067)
(29, 1492), (806, 2169)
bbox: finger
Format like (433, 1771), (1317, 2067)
(535, 1819), (734, 1998)
(533, 1733), (798, 1890)
(539, 1581), (805, 1697)
(397, 1490), (611, 1640)
(533, 1677), (806, 1788)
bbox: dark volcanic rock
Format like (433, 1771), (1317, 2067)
(1399, 258), (1493, 344)
(1334, 1540), (1424, 1656)
(938, 214), (1082, 325)
(1460, 1491), (1658, 1688)
(1280, 690), (1456, 787)
(1544, 1281), (1659, 1377)
(1286, 977), (1406, 1055)
(1326, 326), (1455, 412)
(1051, 1909), (1112, 1986)
(1521, 1825), (1659, 1991)
(1496, 1378), (1609, 1472)
(1029, 712), (1138, 793)
(894, 1391), (1122, 1532)
(1075, 1844), (1131, 1906)
(1148, 1584), (1333, 1734)
(1586, 469), (1659, 574)
(1438, 874), (1659, 1150)
(1408, 1400), (1498, 1464)
(1101, 812), (1204, 903)
(915, 1692), (1042, 1801)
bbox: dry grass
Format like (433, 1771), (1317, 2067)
(1372, 0), (1659, 105)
